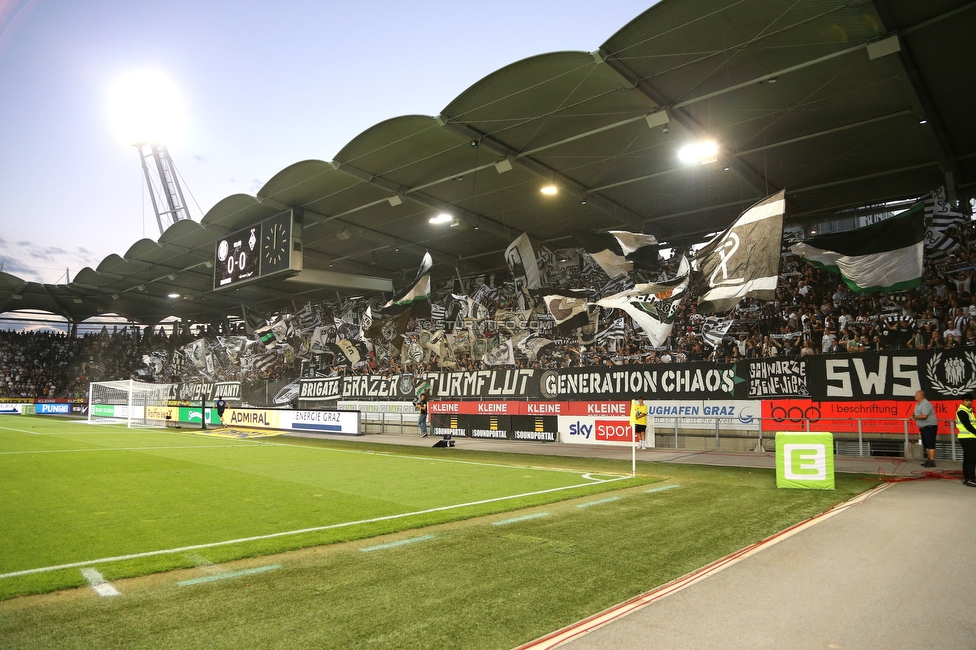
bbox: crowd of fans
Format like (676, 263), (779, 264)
(3, 215), (975, 398)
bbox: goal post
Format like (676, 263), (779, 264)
(88, 380), (174, 428)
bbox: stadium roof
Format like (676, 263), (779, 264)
(2, 0), (973, 325)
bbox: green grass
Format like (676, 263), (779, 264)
(0, 416), (876, 649)
(0, 417), (646, 599)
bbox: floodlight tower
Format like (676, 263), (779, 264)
(137, 143), (192, 237)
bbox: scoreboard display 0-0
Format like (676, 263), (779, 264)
(214, 225), (261, 288)
(213, 209), (299, 290)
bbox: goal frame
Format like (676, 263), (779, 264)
(87, 380), (174, 428)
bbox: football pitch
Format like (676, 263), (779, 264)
(0, 417), (640, 599)
(0, 416), (875, 649)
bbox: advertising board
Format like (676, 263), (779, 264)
(761, 399), (957, 434)
(37, 403), (72, 415)
(279, 410), (360, 435)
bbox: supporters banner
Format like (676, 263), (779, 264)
(171, 349), (976, 405)
(424, 369), (539, 399)
(540, 363), (738, 400)
(298, 377), (343, 402)
(170, 381), (242, 403)
(804, 349), (976, 401)
(743, 359), (810, 398)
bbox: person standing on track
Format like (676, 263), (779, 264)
(912, 389), (938, 468)
(954, 394), (976, 487)
(416, 391), (429, 438)
(633, 396), (648, 450)
(215, 396), (227, 426)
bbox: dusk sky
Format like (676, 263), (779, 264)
(0, 0), (656, 285)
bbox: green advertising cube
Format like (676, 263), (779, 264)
(775, 432), (834, 490)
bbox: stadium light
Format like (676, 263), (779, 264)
(678, 141), (719, 165)
(540, 185), (558, 196)
(168, 293), (180, 298)
(429, 213), (453, 225)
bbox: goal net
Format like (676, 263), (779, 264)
(88, 380), (174, 428)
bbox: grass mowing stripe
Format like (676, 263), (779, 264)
(263, 438), (630, 477)
(0, 444), (252, 455)
(492, 513), (550, 526)
(361, 535), (435, 552)
(177, 565), (281, 586)
(576, 496), (621, 508)
(645, 485), (681, 493)
(0, 475), (630, 580)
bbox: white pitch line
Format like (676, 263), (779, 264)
(0, 475), (630, 580)
(80, 568), (120, 597)
(0, 444), (252, 456)
(0, 424), (41, 435)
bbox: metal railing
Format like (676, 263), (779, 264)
(648, 416), (959, 461)
(341, 410), (961, 461)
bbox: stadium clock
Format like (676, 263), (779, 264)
(261, 210), (292, 275)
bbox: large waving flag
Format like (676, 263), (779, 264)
(505, 233), (543, 289)
(597, 257), (690, 346)
(693, 190), (785, 313)
(568, 229), (660, 279)
(364, 252), (433, 338)
(540, 288), (591, 334)
(924, 187), (967, 260)
(791, 201), (925, 294)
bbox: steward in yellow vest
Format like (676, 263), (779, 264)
(955, 395), (976, 487)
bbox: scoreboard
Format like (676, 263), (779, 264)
(213, 210), (300, 290)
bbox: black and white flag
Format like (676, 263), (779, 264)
(596, 257), (690, 346)
(924, 187), (967, 260)
(505, 232), (543, 289)
(693, 190), (785, 313)
(541, 288), (591, 334)
(700, 317), (734, 349)
(568, 228), (660, 279)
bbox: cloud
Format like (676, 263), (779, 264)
(0, 237), (104, 284)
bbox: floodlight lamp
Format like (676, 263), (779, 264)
(541, 185), (558, 196)
(678, 141), (719, 165)
(167, 274), (176, 281)
(168, 293), (180, 299)
(429, 213), (453, 225)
